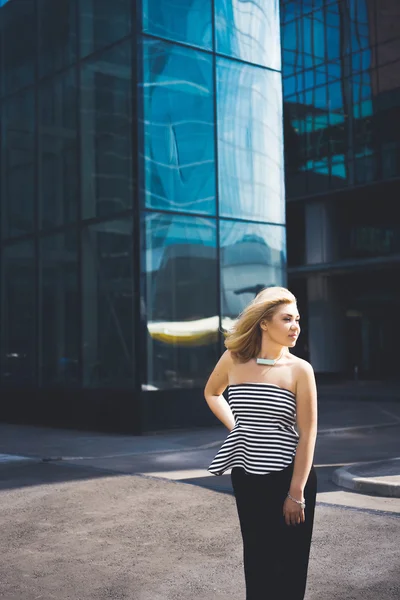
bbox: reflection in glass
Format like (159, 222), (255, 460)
(38, 0), (77, 77)
(325, 2), (341, 61)
(302, 9), (325, 69)
(281, 18), (301, 75)
(1, 241), (35, 386)
(80, 0), (131, 57)
(143, 0), (212, 49)
(39, 69), (78, 229)
(349, 0), (371, 53)
(40, 232), (79, 386)
(143, 212), (218, 390)
(141, 39), (215, 215)
(80, 41), (132, 219)
(215, 0), (281, 70)
(331, 156), (350, 189)
(354, 152), (377, 184)
(0, 0), (35, 95)
(1, 90), (35, 238)
(220, 220), (286, 323)
(328, 80), (346, 167)
(217, 58), (284, 224)
(82, 219), (134, 388)
(351, 48), (372, 77)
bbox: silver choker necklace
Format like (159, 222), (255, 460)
(256, 350), (284, 366)
(256, 357), (276, 366)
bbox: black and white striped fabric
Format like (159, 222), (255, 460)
(207, 382), (299, 476)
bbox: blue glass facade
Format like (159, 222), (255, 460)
(0, 0), (286, 431)
(281, 0), (400, 380)
(282, 0), (400, 199)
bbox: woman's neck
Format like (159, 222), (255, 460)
(258, 341), (286, 361)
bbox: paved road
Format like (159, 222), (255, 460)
(0, 457), (399, 600)
(48, 422), (399, 514)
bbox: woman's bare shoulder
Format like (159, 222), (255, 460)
(221, 349), (240, 366)
(288, 353), (315, 376)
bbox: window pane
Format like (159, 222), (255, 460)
(141, 39), (216, 215)
(326, 2), (340, 61)
(1, 241), (36, 386)
(215, 0), (281, 70)
(217, 58), (285, 224)
(40, 232), (79, 386)
(39, 69), (78, 229)
(143, 212), (218, 390)
(220, 220), (286, 326)
(143, 0), (212, 50)
(80, 0), (131, 57)
(0, 0), (35, 95)
(81, 41), (132, 219)
(349, 0), (371, 53)
(1, 90), (35, 238)
(82, 218), (134, 388)
(38, 0), (77, 77)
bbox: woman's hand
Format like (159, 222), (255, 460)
(283, 496), (305, 526)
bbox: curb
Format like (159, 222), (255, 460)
(0, 453), (38, 465)
(332, 457), (400, 498)
(317, 421), (400, 436)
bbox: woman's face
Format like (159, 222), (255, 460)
(261, 302), (300, 347)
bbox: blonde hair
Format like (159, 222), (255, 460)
(224, 287), (297, 363)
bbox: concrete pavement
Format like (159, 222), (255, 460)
(1, 393), (400, 599)
(0, 460), (398, 600)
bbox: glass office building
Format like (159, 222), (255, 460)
(0, 0), (286, 432)
(281, 0), (400, 379)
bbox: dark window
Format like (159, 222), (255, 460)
(286, 204), (305, 267)
(40, 232), (79, 386)
(80, 41), (132, 219)
(80, 0), (131, 57)
(0, 0), (35, 96)
(39, 69), (78, 229)
(82, 218), (134, 388)
(1, 241), (36, 386)
(1, 90), (35, 238)
(38, 0), (77, 77)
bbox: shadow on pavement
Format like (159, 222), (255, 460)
(0, 461), (121, 492)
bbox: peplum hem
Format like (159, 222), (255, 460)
(207, 422), (299, 476)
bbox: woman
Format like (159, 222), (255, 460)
(204, 287), (317, 600)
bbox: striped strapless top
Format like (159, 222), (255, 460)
(207, 382), (299, 476)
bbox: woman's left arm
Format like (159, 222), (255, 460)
(289, 361), (318, 499)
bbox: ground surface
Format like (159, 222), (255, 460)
(0, 458), (399, 600)
(0, 394), (400, 600)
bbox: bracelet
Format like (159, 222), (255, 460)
(287, 493), (306, 509)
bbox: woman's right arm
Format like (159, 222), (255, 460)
(204, 350), (236, 431)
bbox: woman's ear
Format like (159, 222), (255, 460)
(260, 320), (268, 332)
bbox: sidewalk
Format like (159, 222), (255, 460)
(0, 394), (400, 498)
(332, 457), (400, 498)
(1, 394), (400, 457)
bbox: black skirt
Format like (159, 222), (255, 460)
(231, 460), (317, 600)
